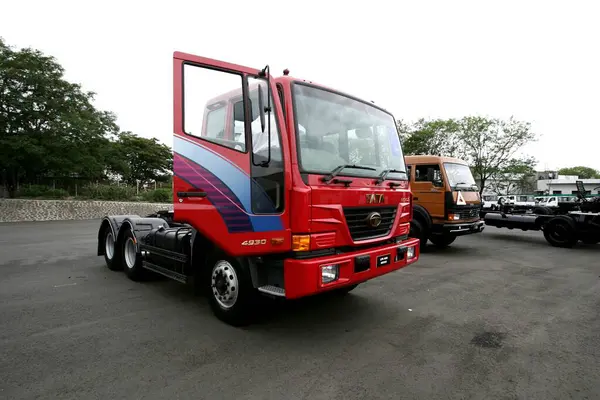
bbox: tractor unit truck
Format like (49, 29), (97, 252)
(97, 51), (420, 326)
(405, 155), (485, 248)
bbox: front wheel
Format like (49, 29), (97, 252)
(409, 218), (429, 249)
(429, 235), (456, 248)
(206, 252), (258, 327)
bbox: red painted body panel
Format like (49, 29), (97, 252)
(284, 237), (420, 299)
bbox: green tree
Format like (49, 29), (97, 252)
(111, 131), (172, 185)
(458, 116), (537, 195)
(0, 37), (119, 196)
(397, 118), (462, 157)
(557, 166), (600, 179)
(487, 157), (537, 195)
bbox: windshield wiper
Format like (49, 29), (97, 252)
(322, 164), (376, 184)
(375, 169), (406, 185)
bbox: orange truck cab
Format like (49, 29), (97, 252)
(405, 155), (485, 248)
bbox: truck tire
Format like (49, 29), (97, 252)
(103, 228), (121, 271)
(206, 251), (258, 327)
(121, 228), (146, 281)
(409, 207), (431, 248)
(429, 235), (456, 248)
(543, 216), (578, 248)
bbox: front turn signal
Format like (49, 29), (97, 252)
(292, 235), (310, 251)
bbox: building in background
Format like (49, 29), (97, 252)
(478, 170), (600, 196)
(535, 171), (600, 195)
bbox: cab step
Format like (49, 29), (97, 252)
(257, 285), (286, 297)
(142, 261), (188, 283)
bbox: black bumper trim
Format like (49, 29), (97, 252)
(433, 220), (485, 236)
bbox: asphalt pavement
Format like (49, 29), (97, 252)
(1, 220), (599, 400)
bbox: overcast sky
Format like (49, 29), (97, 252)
(2, 0), (598, 171)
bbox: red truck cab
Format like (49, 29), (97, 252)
(98, 51), (420, 326)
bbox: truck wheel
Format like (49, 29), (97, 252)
(543, 216), (578, 248)
(206, 252), (258, 327)
(121, 229), (146, 281)
(409, 218), (429, 248)
(103, 228), (122, 271)
(429, 235), (456, 248)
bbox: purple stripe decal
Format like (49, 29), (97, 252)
(174, 153), (253, 233)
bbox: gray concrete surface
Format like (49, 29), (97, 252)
(1, 220), (599, 400)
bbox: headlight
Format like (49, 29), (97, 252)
(321, 264), (339, 284)
(406, 246), (415, 260)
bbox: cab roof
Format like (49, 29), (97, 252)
(404, 155), (469, 165)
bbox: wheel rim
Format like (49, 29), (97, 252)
(211, 260), (239, 309)
(124, 237), (137, 269)
(105, 231), (115, 260)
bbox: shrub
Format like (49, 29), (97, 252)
(18, 185), (69, 199)
(79, 184), (137, 201)
(141, 189), (172, 203)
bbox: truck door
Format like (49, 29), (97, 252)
(172, 52), (289, 253)
(412, 164), (445, 220)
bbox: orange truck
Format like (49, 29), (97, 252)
(405, 155), (484, 248)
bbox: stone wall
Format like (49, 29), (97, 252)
(0, 199), (173, 223)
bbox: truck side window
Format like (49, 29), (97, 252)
(182, 63), (246, 152)
(205, 105), (227, 139)
(247, 76), (285, 214)
(406, 165), (412, 180)
(415, 164), (443, 186)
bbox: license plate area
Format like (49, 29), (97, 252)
(376, 253), (391, 267)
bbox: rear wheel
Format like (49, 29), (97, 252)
(121, 229), (146, 281)
(206, 252), (258, 327)
(543, 216), (578, 248)
(429, 234), (456, 248)
(103, 228), (121, 271)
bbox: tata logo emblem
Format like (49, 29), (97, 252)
(366, 193), (384, 204)
(366, 212), (382, 228)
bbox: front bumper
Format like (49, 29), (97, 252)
(437, 220), (485, 236)
(283, 237), (420, 299)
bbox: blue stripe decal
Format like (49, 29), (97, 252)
(174, 136), (284, 232)
(174, 135), (252, 211)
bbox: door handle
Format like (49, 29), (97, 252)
(177, 191), (207, 198)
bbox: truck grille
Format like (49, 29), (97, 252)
(343, 206), (397, 241)
(450, 206), (481, 220)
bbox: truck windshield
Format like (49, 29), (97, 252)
(293, 83), (407, 181)
(443, 162), (478, 190)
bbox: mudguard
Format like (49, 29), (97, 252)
(97, 215), (141, 256)
(97, 215), (169, 256)
(115, 217), (170, 253)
